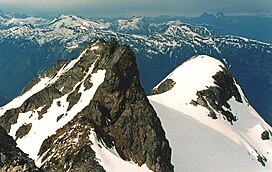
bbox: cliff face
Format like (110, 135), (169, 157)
(0, 39), (173, 172)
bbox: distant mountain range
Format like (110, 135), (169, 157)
(0, 11), (271, 125)
(149, 12), (272, 43)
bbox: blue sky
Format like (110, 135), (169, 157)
(0, 0), (271, 17)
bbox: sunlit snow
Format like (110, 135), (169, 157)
(149, 55), (272, 171)
(89, 130), (151, 172)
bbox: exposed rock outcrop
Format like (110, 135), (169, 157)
(261, 130), (272, 140)
(0, 126), (41, 171)
(152, 79), (176, 95)
(39, 115), (105, 172)
(192, 65), (243, 124)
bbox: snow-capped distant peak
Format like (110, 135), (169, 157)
(116, 17), (146, 31)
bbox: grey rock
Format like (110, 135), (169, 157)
(15, 123), (32, 140)
(152, 79), (176, 95)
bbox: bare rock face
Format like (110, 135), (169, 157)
(0, 39), (173, 172)
(152, 79), (176, 95)
(192, 66), (243, 124)
(85, 39), (173, 171)
(38, 115), (105, 172)
(0, 126), (41, 171)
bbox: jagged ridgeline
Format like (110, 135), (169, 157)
(0, 39), (173, 172)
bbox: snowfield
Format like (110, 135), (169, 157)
(149, 55), (272, 171)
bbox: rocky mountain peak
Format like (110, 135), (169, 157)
(0, 38), (173, 171)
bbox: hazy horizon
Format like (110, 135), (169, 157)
(0, 0), (271, 18)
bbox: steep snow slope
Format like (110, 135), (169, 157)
(149, 55), (272, 171)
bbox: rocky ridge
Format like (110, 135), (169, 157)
(0, 39), (173, 171)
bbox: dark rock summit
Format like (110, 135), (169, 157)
(0, 39), (173, 171)
(0, 126), (40, 171)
